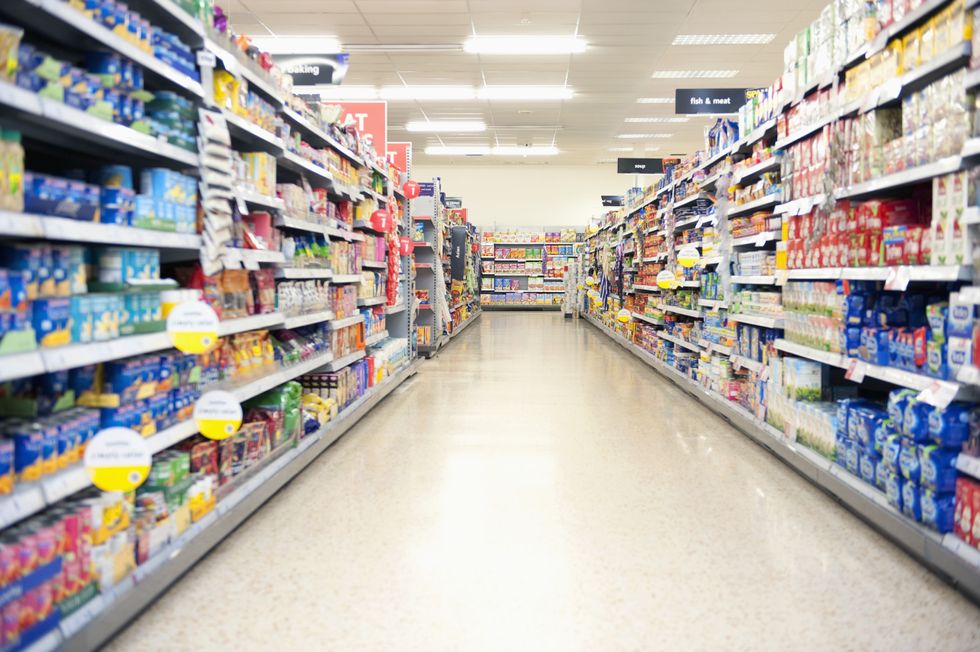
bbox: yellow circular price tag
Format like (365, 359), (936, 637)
(84, 428), (151, 492)
(677, 245), (701, 269)
(656, 270), (677, 290)
(194, 391), (243, 441)
(616, 309), (632, 323)
(166, 301), (220, 354)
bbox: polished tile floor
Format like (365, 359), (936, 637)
(109, 313), (980, 651)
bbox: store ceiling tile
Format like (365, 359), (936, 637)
(231, 0), (844, 164)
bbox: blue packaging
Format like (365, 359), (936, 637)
(874, 459), (889, 491)
(100, 187), (134, 225)
(872, 418), (896, 454)
(844, 327), (862, 358)
(32, 297), (70, 347)
(888, 389), (917, 425)
(921, 490), (956, 533)
(899, 441), (921, 482)
(70, 295), (94, 344)
(865, 327), (891, 366)
(885, 471), (905, 512)
(919, 445), (959, 492)
(859, 450), (878, 485)
(927, 340), (948, 379)
(928, 402), (972, 448)
(6, 421), (43, 481)
(845, 441), (860, 475)
(948, 292), (974, 339)
(902, 481), (922, 521)
(903, 399), (932, 442)
(1, 244), (42, 299)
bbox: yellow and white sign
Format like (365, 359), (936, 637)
(677, 245), (701, 268)
(656, 270), (678, 290)
(166, 301), (219, 354)
(84, 428), (151, 492)
(194, 390), (243, 441)
(616, 309), (632, 323)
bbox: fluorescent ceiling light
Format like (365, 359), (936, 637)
(477, 86), (574, 101)
(617, 134), (673, 139)
(405, 120), (486, 133)
(624, 117), (689, 123)
(492, 146), (559, 156)
(672, 34), (776, 45)
(608, 147), (634, 152)
(637, 97), (673, 104)
(595, 159), (617, 164)
(425, 145), (491, 156)
(652, 70), (738, 79)
(249, 36), (342, 54)
(644, 146), (661, 152)
(381, 86), (476, 100)
(463, 35), (587, 55)
(306, 85), (380, 100)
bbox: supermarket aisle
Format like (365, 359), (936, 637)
(108, 313), (980, 651)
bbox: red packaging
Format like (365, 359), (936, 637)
(851, 232), (869, 267)
(954, 477), (972, 545)
(2, 601), (18, 646)
(868, 232), (883, 267)
(16, 531), (39, 577)
(0, 541), (19, 587)
(913, 327), (928, 368)
(973, 479), (980, 550)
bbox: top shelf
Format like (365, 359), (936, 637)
(1, 0), (204, 99)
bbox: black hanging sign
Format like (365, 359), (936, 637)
(601, 195), (624, 207)
(675, 88), (755, 114)
(617, 158), (664, 174)
(445, 197), (463, 209)
(273, 54), (350, 86)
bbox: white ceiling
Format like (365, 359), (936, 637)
(226, 0), (829, 166)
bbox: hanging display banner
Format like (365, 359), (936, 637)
(418, 182), (435, 197)
(335, 101), (387, 157)
(601, 195), (624, 207)
(617, 158), (664, 174)
(450, 226), (467, 281)
(273, 54), (349, 85)
(674, 88), (759, 114)
(445, 197), (463, 209)
(386, 142), (412, 173)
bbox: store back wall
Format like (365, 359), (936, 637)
(412, 164), (636, 229)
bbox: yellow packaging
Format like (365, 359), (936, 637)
(213, 70), (240, 113)
(903, 30), (921, 70)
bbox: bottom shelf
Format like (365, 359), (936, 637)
(581, 314), (980, 602)
(59, 360), (422, 652)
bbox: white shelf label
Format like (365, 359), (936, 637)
(884, 266), (910, 291)
(196, 51), (217, 67)
(755, 232), (770, 247)
(845, 359), (868, 383)
(918, 380), (959, 409)
(775, 270), (790, 286)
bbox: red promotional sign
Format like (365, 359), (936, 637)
(386, 142), (412, 173)
(371, 209), (391, 233)
(336, 101), (387, 159)
(399, 236), (414, 256)
(403, 180), (420, 199)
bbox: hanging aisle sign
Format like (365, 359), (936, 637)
(617, 158), (664, 174)
(335, 101), (388, 157)
(675, 88), (760, 114)
(601, 195), (624, 207)
(273, 54), (349, 85)
(387, 142), (412, 173)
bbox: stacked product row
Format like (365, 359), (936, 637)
(582, 0), (980, 601)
